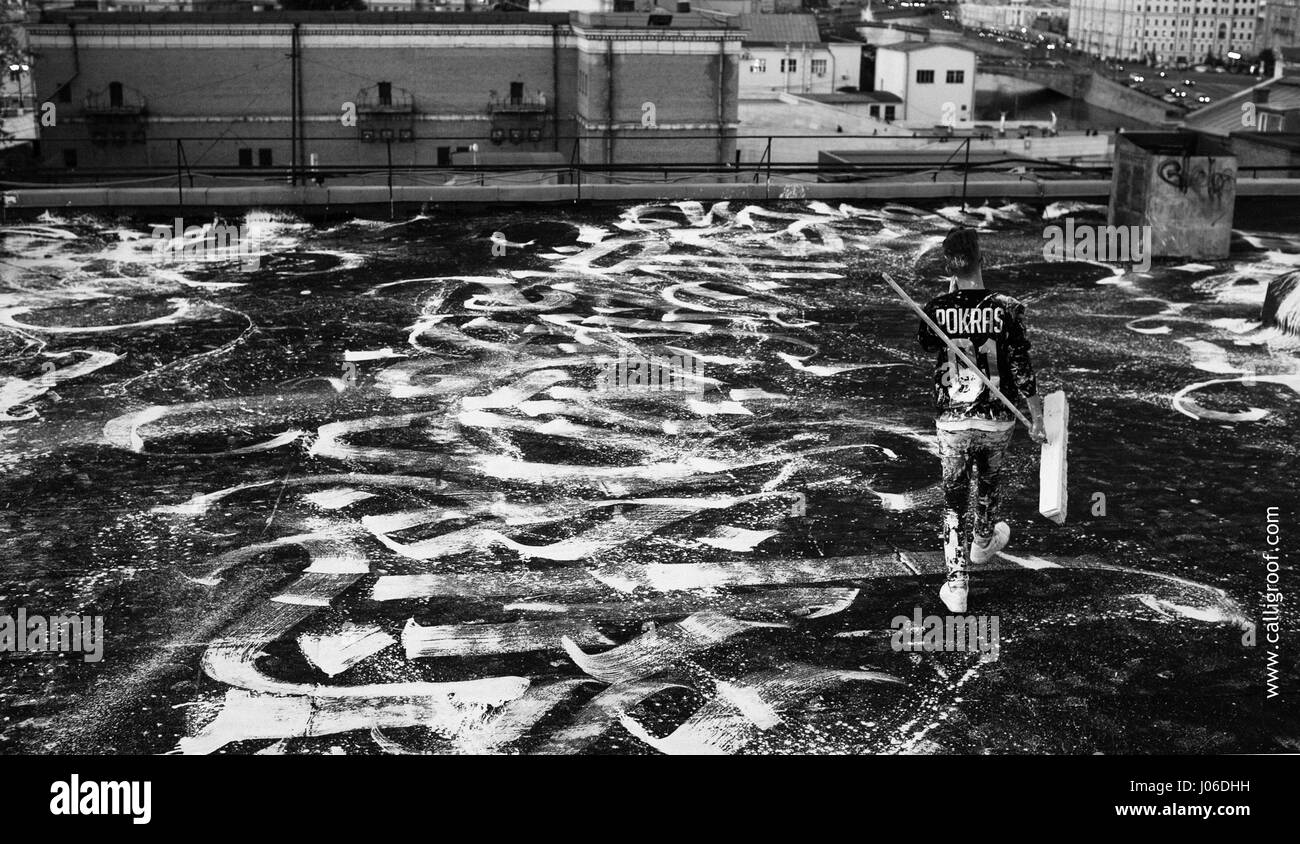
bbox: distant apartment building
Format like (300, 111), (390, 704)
(1258, 0), (1300, 54)
(956, 0), (1068, 34)
(1068, 0), (1259, 63)
(738, 13), (862, 96)
(26, 10), (742, 174)
(873, 42), (974, 125)
(529, 1), (772, 12)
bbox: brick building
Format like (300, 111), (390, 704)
(26, 10), (742, 177)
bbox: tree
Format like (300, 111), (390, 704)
(2, 4), (29, 72)
(1, 6), (27, 143)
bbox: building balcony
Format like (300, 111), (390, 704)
(487, 93), (549, 115)
(356, 84), (416, 116)
(83, 83), (147, 118)
(356, 83), (416, 142)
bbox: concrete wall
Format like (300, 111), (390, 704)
(977, 72), (1052, 97)
(1231, 136), (1300, 177)
(31, 20), (579, 171)
(575, 40), (738, 167)
(827, 43), (863, 91)
(1082, 73), (1177, 127)
(27, 13), (739, 174)
(1, 177), (1124, 211)
(978, 69), (1177, 128)
(737, 94), (904, 163)
(1109, 134), (1237, 259)
(874, 48), (909, 119)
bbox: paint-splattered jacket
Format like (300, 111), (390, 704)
(918, 289), (1036, 428)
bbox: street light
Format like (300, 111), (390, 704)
(8, 64), (30, 112)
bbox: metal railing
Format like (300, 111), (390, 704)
(487, 93), (549, 114)
(8, 130), (1120, 186)
(83, 85), (148, 115)
(355, 86), (416, 114)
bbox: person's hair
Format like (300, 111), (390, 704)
(942, 226), (981, 274)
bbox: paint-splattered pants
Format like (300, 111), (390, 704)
(937, 425), (1015, 577)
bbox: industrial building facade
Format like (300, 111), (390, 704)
(25, 11), (743, 178)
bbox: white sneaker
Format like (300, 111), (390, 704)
(970, 521), (1011, 565)
(939, 571), (968, 613)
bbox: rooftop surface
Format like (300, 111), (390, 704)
(737, 12), (821, 44)
(803, 91), (904, 104)
(877, 40), (975, 54)
(1, 199), (1296, 754)
(1183, 77), (1300, 137)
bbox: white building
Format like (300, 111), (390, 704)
(1068, 0), (1259, 63)
(957, 1), (1067, 34)
(529, 0), (768, 10)
(874, 42), (976, 125)
(738, 14), (862, 97)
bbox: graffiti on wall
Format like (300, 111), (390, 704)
(1156, 156), (1235, 205)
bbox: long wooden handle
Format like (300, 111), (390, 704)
(881, 272), (1034, 429)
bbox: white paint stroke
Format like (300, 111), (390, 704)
(298, 623), (396, 677)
